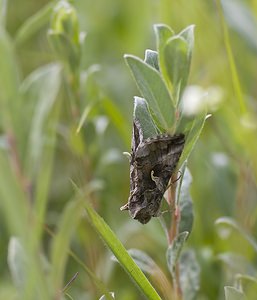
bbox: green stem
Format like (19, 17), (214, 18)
(167, 173), (182, 299)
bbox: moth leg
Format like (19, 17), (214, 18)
(150, 170), (165, 191)
(172, 170), (182, 183)
(129, 187), (138, 199)
(165, 171), (182, 190)
(120, 203), (129, 211)
(120, 187), (138, 211)
(158, 208), (175, 216)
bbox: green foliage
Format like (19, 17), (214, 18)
(179, 250), (200, 300)
(133, 97), (159, 138)
(224, 286), (246, 300)
(1, 0), (257, 299)
(177, 167), (194, 235)
(85, 202), (161, 300)
(167, 232), (189, 279)
(125, 54), (175, 130)
(48, 0), (82, 72)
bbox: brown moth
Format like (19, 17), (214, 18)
(121, 119), (185, 224)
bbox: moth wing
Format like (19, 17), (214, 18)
(137, 134), (185, 192)
(136, 134), (185, 172)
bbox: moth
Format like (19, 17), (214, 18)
(121, 119), (185, 224)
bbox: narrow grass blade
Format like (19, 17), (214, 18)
(84, 202), (162, 300)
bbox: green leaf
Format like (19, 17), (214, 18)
(48, 0), (81, 73)
(125, 248), (174, 300)
(84, 202), (162, 300)
(144, 49), (159, 70)
(0, 151), (28, 237)
(166, 231), (189, 278)
(21, 64), (61, 178)
(133, 97), (159, 139)
(215, 217), (257, 253)
(179, 25), (195, 65)
(50, 0), (80, 45)
(177, 112), (208, 170)
(236, 274), (257, 285)
(55, 194), (114, 299)
(224, 286), (246, 300)
(176, 167), (194, 235)
(20, 64), (61, 180)
(17, 64), (62, 277)
(48, 31), (80, 71)
(52, 196), (114, 298)
(154, 24), (194, 105)
(50, 197), (85, 291)
(99, 292), (115, 300)
(124, 54), (174, 130)
(15, 2), (54, 45)
(154, 24), (174, 84)
(179, 250), (200, 300)
(0, 152), (51, 299)
(163, 36), (190, 104)
(7, 236), (51, 300)
(126, 249), (158, 275)
(235, 275), (257, 300)
(154, 24), (174, 48)
(218, 252), (257, 276)
(7, 237), (26, 289)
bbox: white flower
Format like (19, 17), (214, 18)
(181, 85), (223, 116)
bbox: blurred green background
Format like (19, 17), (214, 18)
(1, 0), (257, 299)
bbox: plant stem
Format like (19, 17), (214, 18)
(167, 172), (182, 299)
(167, 173), (180, 244)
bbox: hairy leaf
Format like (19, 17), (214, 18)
(124, 54), (174, 129)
